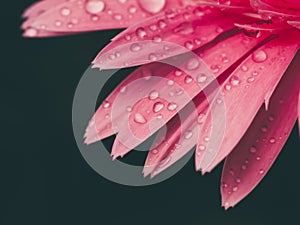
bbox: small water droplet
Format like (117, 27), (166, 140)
(152, 35), (162, 43)
(148, 53), (157, 61)
(252, 70), (259, 76)
(197, 73), (207, 83)
(269, 137), (276, 144)
(174, 70), (183, 76)
(103, 101), (110, 108)
(61, 7), (71, 16)
(128, 5), (137, 14)
(199, 145), (206, 151)
(259, 169), (264, 174)
(232, 186), (238, 192)
(184, 41), (194, 50)
(24, 28), (38, 37)
(126, 106), (132, 112)
(230, 76), (240, 86)
(134, 113), (147, 124)
(158, 20), (167, 29)
(247, 77), (255, 83)
(252, 50), (267, 63)
(249, 146), (257, 154)
(136, 27), (147, 38)
(236, 178), (241, 183)
(184, 131), (193, 139)
(184, 76), (193, 84)
(167, 80), (174, 86)
(55, 20), (62, 27)
(151, 149), (158, 154)
(241, 65), (248, 72)
(149, 91), (159, 100)
(130, 43), (142, 52)
(153, 102), (164, 113)
(204, 137), (210, 142)
(114, 14), (123, 20)
(256, 156), (261, 161)
(268, 115), (275, 121)
(260, 125), (268, 133)
(241, 165), (247, 170)
(167, 102), (177, 111)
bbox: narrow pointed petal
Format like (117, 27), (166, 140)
(93, 6), (255, 69)
(145, 91), (212, 177)
(198, 33), (300, 173)
(108, 32), (269, 158)
(22, 0), (185, 35)
(221, 52), (300, 209)
(23, 27), (78, 38)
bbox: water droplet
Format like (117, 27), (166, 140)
(230, 76), (240, 86)
(229, 169), (235, 176)
(174, 70), (183, 76)
(136, 27), (147, 38)
(252, 50), (267, 63)
(152, 35), (162, 43)
(149, 91), (159, 100)
(268, 115), (275, 121)
(256, 156), (261, 161)
(61, 7), (71, 16)
(24, 28), (38, 37)
(241, 165), (247, 170)
(252, 70), (259, 76)
(130, 43), (142, 52)
(138, 0), (166, 14)
(236, 178), (241, 183)
(186, 58), (199, 70)
(126, 106), (132, 112)
(197, 73), (207, 83)
(197, 113), (205, 124)
(85, 0), (105, 14)
(120, 86), (127, 93)
(184, 131), (193, 139)
(151, 149), (158, 154)
(241, 65), (248, 72)
(114, 14), (123, 20)
(134, 113), (147, 124)
(259, 169), (264, 174)
(148, 53), (157, 61)
(158, 20), (167, 29)
(184, 41), (194, 50)
(55, 20), (62, 27)
(225, 84), (231, 91)
(167, 80), (174, 86)
(232, 186), (238, 192)
(194, 38), (202, 45)
(153, 102), (164, 113)
(128, 5), (137, 14)
(184, 75), (193, 84)
(260, 125), (268, 133)
(125, 34), (131, 41)
(210, 65), (220, 73)
(149, 24), (158, 31)
(247, 77), (255, 83)
(204, 137), (209, 142)
(269, 137), (276, 144)
(199, 145), (206, 151)
(167, 102), (177, 111)
(249, 146), (257, 154)
(103, 101), (110, 108)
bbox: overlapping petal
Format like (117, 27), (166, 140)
(221, 51), (300, 209)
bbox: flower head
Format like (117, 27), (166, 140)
(22, 0), (300, 209)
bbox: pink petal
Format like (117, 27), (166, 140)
(22, 0), (185, 35)
(23, 27), (78, 38)
(298, 89), (300, 134)
(92, 6), (255, 69)
(22, 0), (65, 18)
(85, 31), (270, 159)
(197, 32), (300, 173)
(221, 52), (300, 209)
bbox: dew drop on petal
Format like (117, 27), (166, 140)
(174, 70), (183, 76)
(230, 76), (240, 86)
(260, 125), (268, 133)
(259, 169), (264, 174)
(153, 102), (164, 113)
(184, 131), (193, 139)
(184, 75), (193, 84)
(61, 7), (71, 16)
(197, 73), (207, 83)
(151, 149), (158, 154)
(232, 186), (238, 192)
(167, 102), (178, 111)
(134, 113), (147, 124)
(85, 0), (105, 14)
(138, 0), (166, 14)
(249, 146), (257, 154)
(24, 28), (38, 37)
(130, 43), (142, 52)
(149, 91), (159, 100)
(128, 5), (137, 14)
(136, 27), (147, 38)
(103, 101), (111, 108)
(252, 50), (267, 63)
(167, 80), (174, 86)
(186, 58), (199, 70)
(199, 145), (206, 151)
(269, 137), (276, 144)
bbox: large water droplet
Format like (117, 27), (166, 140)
(134, 113), (147, 124)
(138, 0), (166, 14)
(153, 102), (164, 113)
(85, 0), (105, 14)
(252, 50), (267, 63)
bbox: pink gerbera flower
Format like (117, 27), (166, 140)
(22, 0), (300, 209)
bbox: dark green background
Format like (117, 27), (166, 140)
(2, 1), (299, 224)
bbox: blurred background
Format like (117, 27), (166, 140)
(1, 1), (299, 224)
